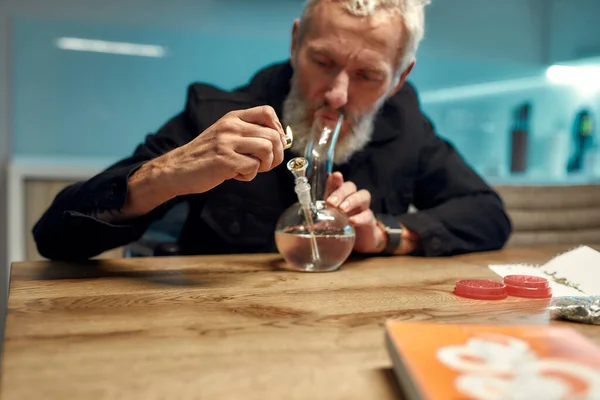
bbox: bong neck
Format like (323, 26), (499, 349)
(304, 115), (344, 202)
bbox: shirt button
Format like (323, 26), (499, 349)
(229, 221), (241, 235)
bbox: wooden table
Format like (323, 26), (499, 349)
(2, 245), (599, 399)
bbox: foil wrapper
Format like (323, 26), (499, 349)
(549, 296), (600, 325)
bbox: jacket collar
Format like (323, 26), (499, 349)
(240, 60), (407, 145)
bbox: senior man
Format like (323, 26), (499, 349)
(33, 0), (512, 260)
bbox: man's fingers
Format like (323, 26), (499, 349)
(233, 173), (256, 182)
(233, 137), (283, 172)
(235, 106), (283, 132)
(325, 172), (344, 207)
(349, 209), (376, 227)
(236, 122), (284, 169)
(234, 106), (286, 145)
(327, 180), (357, 208)
(233, 111), (285, 161)
(231, 153), (261, 181)
(338, 189), (371, 216)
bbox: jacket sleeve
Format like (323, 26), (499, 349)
(396, 114), (512, 257)
(32, 86), (203, 261)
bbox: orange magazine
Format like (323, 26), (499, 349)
(385, 321), (600, 400)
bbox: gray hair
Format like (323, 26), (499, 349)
(296, 0), (430, 76)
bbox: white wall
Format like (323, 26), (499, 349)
(5, 0), (550, 64)
(422, 0), (547, 64)
(548, 0), (600, 63)
(5, 0), (302, 34)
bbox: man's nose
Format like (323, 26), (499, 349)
(324, 71), (349, 110)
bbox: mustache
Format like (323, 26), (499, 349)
(282, 86), (377, 166)
(310, 105), (359, 124)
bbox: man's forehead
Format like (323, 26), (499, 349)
(305, 1), (404, 63)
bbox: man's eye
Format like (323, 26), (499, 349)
(314, 58), (330, 68)
(357, 72), (376, 81)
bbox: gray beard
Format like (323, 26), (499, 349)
(282, 75), (386, 165)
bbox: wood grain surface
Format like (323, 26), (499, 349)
(2, 245), (600, 400)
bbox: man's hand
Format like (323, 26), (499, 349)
(324, 172), (420, 255)
(162, 106), (287, 196)
(105, 106), (287, 221)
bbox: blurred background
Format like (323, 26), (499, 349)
(1, 0), (600, 307)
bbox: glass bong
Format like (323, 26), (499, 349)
(275, 114), (356, 272)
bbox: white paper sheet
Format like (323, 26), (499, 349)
(489, 245), (600, 297)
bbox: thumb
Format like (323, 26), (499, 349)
(324, 172), (344, 200)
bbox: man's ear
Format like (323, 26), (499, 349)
(388, 60), (415, 98)
(290, 19), (301, 68)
